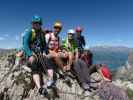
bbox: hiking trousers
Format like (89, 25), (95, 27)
(73, 59), (90, 84)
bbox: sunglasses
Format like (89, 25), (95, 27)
(32, 22), (41, 25)
(54, 27), (61, 29)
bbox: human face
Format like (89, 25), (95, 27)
(76, 31), (81, 37)
(32, 22), (41, 30)
(68, 33), (73, 40)
(54, 27), (61, 35)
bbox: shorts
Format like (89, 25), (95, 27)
(27, 55), (54, 74)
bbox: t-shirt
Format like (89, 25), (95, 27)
(45, 32), (60, 51)
(31, 32), (42, 53)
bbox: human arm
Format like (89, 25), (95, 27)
(82, 36), (86, 47)
(22, 29), (33, 57)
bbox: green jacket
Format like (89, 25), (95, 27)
(62, 38), (78, 53)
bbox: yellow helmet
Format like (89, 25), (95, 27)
(54, 21), (62, 28)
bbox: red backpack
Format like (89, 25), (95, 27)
(99, 65), (112, 81)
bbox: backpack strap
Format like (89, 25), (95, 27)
(48, 32), (52, 43)
(31, 29), (36, 42)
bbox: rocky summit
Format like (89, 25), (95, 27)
(0, 52), (99, 100)
(0, 51), (133, 100)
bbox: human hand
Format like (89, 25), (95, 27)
(28, 56), (35, 64)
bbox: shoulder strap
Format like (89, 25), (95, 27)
(48, 32), (52, 43)
(40, 30), (46, 50)
(31, 29), (36, 42)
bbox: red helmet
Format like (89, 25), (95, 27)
(99, 65), (112, 81)
(75, 26), (83, 32)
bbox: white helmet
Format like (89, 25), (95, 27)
(67, 29), (75, 34)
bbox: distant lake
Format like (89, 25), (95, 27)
(92, 50), (128, 70)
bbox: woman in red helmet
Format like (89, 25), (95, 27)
(75, 26), (86, 52)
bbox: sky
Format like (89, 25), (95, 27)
(0, 0), (133, 48)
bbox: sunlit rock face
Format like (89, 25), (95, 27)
(0, 50), (132, 100)
(0, 52), (99, 100)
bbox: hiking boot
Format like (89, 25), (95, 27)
(39, 88), (48, 96)
(47, 80), (55, 89)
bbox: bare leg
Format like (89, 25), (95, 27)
(29, 56), (41, 89)
(66, 52), (74, 71)
(54, 57), (66, 72)
(33, 74), (41, 89)
(47, 69), (55, 88)
(47, 69), (53, 81)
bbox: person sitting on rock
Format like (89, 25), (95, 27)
(45, 21), (66, 71)
(62, 29), (79, 71)
(45, 23), (75, 87)
(61, 30), (93, 95)
(74, 26), (86, 56)
(15, 48), (25, 66)
(22, 15), (55, 96)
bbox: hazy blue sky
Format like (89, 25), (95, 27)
(0, 0), (132, 48)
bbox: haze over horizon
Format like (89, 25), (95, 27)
(0, 0), (133, 48)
